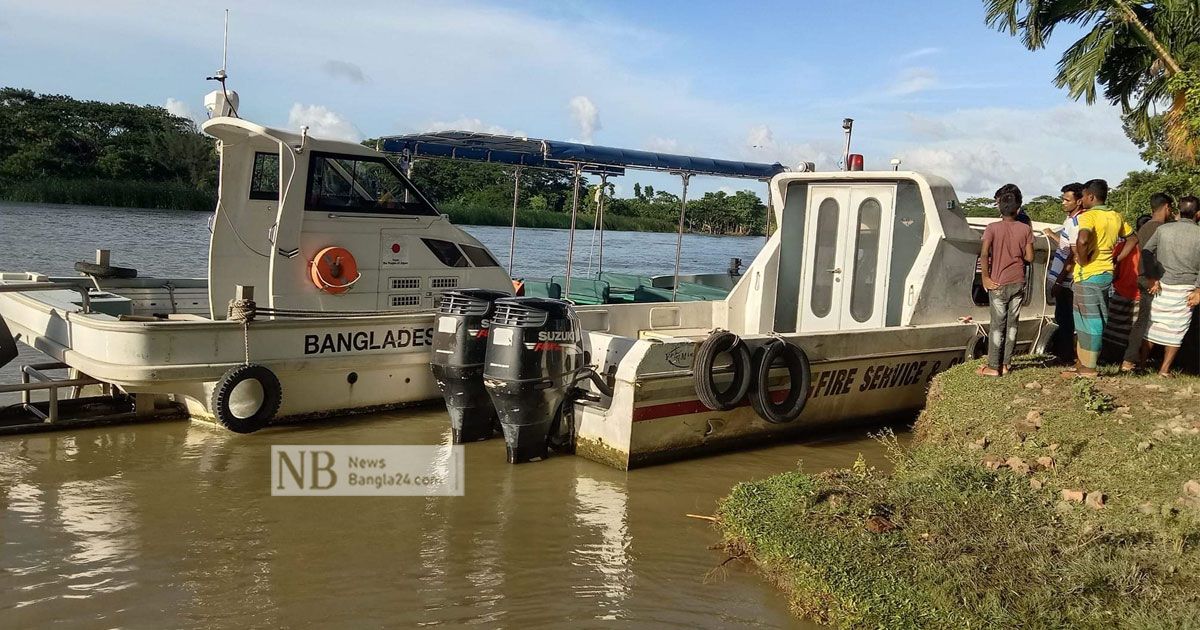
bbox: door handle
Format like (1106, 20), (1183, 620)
(825, 267), (842, 273)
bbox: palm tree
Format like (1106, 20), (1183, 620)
(984, 1), (1200, 163)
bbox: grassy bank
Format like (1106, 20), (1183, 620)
(0, 177), (216, 213)
(440, 202), (680, 233)
(719, 359), (1200, 628)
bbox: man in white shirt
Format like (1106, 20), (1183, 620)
(1043, 182), (1085, 362)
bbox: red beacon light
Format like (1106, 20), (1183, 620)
(848, 154), (864, 171)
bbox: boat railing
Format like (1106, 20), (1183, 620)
(0, 281), (93, 313)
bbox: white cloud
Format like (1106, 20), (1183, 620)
(164, 97), (201, 124)
(645, 136), (679, 152)
(898, 47), (941, 62)
(424, 117), (524, 137)
(287, 103), (362, 142)
(894, 102), (1133, 197)
(888, 67), (938, 96)
(569, 96), (601, 144)
(746, 124), (775, 149)
(321, 60), (368, 84)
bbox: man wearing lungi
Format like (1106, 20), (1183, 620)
(1066, 179), (1136, 377)
(1120, 193), (1174, 372)
(1140, 201), (1200, 376)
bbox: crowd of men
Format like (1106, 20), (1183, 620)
(977, 179), (1200, 378)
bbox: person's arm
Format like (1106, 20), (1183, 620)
(1024, 240), (1035, 264)
(980, 231), (997, 290)
(1042, 227), (1060, 246)
(1144, 232), (1161, 295)
(1114, 233), (1138, 263)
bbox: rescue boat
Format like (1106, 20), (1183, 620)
(426, 168), (1060, 468)
(0, 98), (512, 432)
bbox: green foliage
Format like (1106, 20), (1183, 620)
(959, 196), (996, 218)
(0, 87), (217, 208)
(720, 362), (1200, 628)
(1071, 378), (1115, 413)
(1108, 167), (1200, 223)
(983, 1), (1200, 164)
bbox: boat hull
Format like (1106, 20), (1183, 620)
(573, 320), (1045, 469)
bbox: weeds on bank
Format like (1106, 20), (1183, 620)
(719, 361), (1200, 629)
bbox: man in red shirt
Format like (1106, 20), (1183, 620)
(978, 191), (1035, 376)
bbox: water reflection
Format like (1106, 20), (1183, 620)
(1, 406), (893, 627)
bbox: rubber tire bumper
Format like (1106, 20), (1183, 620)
(210, 364), (282, 433)
(74, 261), (138, 279)
(749, 339), (812, 424)
(694, 330), (752, 411)
(964, 332), (988, 362)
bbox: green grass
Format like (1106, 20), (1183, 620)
(0, 177), (216, 212)
(719, 358), (1200, 628)
(440, 202), (679, 233)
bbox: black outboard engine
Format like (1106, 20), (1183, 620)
(430, 288), (512, 443)
(484, 297), (584, 463)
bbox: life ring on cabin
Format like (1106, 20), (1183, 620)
(694, 330), (752, 411)
(964, 331), (988, 362)
(309, 246), (361, 294)
(749, 338), (812, 424)
(210, 363), (283, 434)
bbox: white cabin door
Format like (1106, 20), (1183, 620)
(799, 187), (852, 332)
(799, 185), (895, 333)
(840, 185), (895, 331)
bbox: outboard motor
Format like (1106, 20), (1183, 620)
(484, 297), (584, 463)
(430, 288), (512, 443)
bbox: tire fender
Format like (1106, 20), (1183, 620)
(749, 339), (812, 424)
(693, 330), (752, 411)
(210, 363), (283, 433)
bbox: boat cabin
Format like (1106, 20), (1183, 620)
(201, 118), (512, 319)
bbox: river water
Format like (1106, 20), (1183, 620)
(0, 202), (898, 628)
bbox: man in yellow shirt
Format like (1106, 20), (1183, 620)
(1066, 179), (1136, 376)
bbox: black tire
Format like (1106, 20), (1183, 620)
(749, 339), (812, 424)
(74, 261), (138, 279)
(964, 332), (988, 362)
(210, 364), (282, 433)
(694, 330), (752, 411)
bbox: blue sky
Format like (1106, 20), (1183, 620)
(0, 0), (1147, 198)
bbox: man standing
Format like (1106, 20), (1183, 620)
(995, 183), (1032, 226)
(979, 191), (1034, 376)
(1066, 179), (1137, 377)
(1044, 182), (1085, 362)
(1181, 196), (1199, 222)
(1120, 193), (1173, 371)
(1141, 201), (1200, 376)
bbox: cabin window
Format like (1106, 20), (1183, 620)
(461, 244), (500, 268)
(249, 152), (279, 200)
(421, 238), (470, 267)
(811, 198), (839, 317)
(305, 151), (438, 216)
(850, 198), (882, 322)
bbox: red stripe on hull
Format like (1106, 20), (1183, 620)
(631, 390), (790, 422)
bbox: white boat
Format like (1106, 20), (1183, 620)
(0, 108), (512, 432)
(498, 170), (1060, 469)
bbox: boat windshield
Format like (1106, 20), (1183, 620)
(305, 151), (438, 216)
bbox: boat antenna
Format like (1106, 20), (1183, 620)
(205, 9), (239, 118)
(841, 118), (854, 171)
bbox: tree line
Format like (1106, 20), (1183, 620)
(0, 86), (769, 235)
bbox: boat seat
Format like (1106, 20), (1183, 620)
(551, 276), (610, 305)
(599, 272), (653, 292)
(675, 282), (729, 300)
(522, 279), (562, 299)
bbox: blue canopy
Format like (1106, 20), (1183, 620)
(379, 131), (784, 180)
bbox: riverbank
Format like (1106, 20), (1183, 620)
(718, 359), (1200, 628)
(0, 178), (216, 213)
(0, 187), (729, 235)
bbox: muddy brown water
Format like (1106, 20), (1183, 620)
(1, 203), (904, 627)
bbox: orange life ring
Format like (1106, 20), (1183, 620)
(309, 246), (360, 294)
